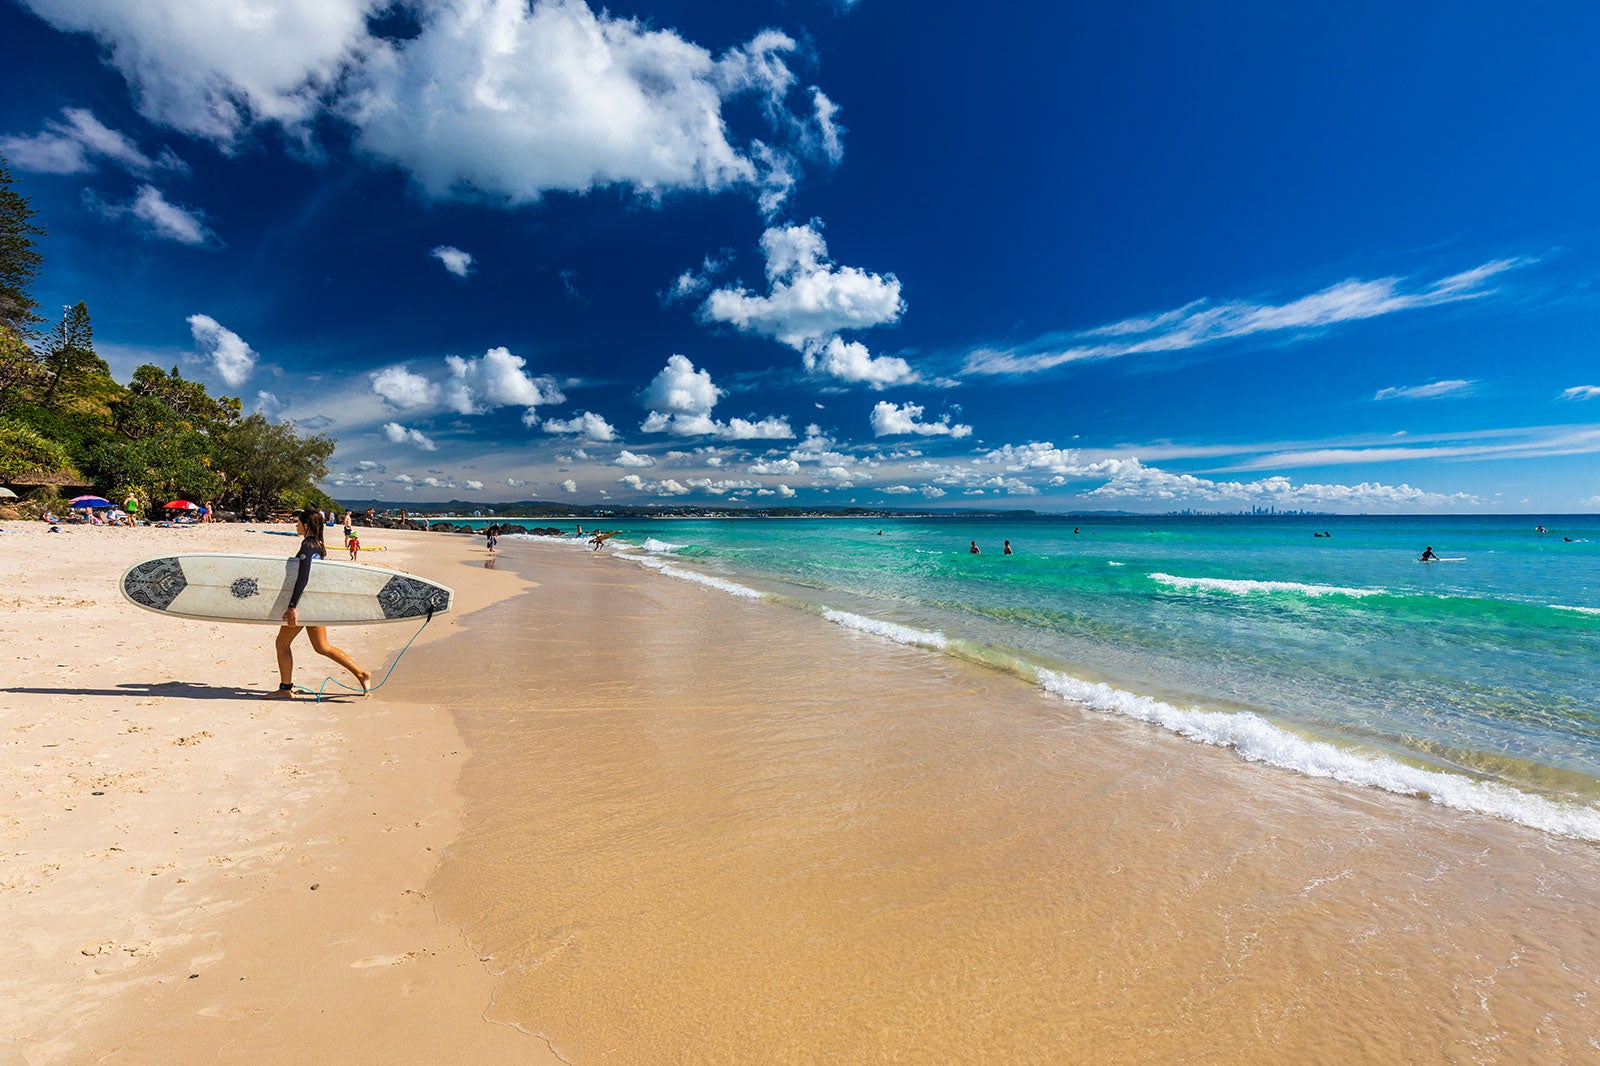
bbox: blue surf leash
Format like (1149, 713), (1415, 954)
(296, 607), (435, 703)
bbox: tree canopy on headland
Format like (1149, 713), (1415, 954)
(0, 156), (337, 517)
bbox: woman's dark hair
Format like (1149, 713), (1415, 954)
(298, 508), (326, 552)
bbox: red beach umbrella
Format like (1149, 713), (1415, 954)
(163, 499), (199, 509)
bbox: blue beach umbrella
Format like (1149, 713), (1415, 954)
(68, 495), (112, 508)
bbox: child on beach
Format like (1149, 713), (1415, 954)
(347, 531), (360, 561)
(261, 509), (371, 699)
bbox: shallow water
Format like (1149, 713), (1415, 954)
(392, 546), (1600, 1063)
(494, 514), (1600, 838)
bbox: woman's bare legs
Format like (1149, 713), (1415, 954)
(306, 625), (372, 693)
(259, 624), (301, 698)
(260, 625), (372, 697)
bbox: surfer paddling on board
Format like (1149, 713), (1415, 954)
(261, 509), (372, 699)
(1419, 545), (1440, 562)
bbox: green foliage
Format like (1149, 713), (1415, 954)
(0, 324), (46, 413)
(0, 416), (75, 481)
(0, 157), (45, 333)
(213, 413), (336, 518)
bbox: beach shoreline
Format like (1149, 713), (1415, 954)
(10, 522), (1600, 1063)
(407, 537), (1600, 1063)
(1, 522), (556, 1063)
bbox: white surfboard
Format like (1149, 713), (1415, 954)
(120, 553), (453, 626)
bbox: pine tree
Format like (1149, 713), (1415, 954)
(0, 156), (46, 335)
(41, 300), (97, 402)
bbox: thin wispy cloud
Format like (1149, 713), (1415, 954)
(963, 258), (1531, 376)
(1220, 424), (1600, 471)
(0, 106), (185, 177)
(1373, 379), (1475, 401)
(1560, 385), (1600, 401)
(87, 185), (215, 245)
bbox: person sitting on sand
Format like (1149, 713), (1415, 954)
(1419, 546), (1440, 562)
(261, 509), (371, 699)
(969, 540), (981, 554)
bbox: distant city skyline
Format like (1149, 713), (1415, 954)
(3, 0), (1598, 512)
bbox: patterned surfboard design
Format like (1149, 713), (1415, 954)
(120, 554), (454, 625)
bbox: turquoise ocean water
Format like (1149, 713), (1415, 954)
(498, 514), (1600, 839)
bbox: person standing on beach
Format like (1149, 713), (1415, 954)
(486, 523), (499, 553)
(342, 511), (353, 542)
(261, 509), (371, 699)
(124, 493), (139, 526)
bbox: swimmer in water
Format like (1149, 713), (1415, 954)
(1003, 539), (1013, 555)
(969, 540), (981, 554)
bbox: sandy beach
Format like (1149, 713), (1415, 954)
(9, 524), (1600, 1064)
(1, 522), (558, 1064)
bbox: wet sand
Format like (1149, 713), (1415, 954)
(393, 540), (1600, 1064)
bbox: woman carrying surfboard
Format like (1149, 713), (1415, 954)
(261, 510), (372, 699)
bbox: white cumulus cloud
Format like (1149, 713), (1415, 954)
(614, 450), (656, 467)
(870, 401), (972, 438)
(383, 421), (438, 451)
(544, 411), (618, 441)
(701, 221), (909, 385)
(21, 0), (842, 208)
(344, 1), (828, 208)
(371, 365), (440, 409)
(16, 0), (381, 144)
(187, 313), (256, 387)
(560, 478), (578, 493)
(443, 346), (564, 422)
(639, 354), (793, 439)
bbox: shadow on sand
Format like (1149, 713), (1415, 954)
(2, 681), (363, 701)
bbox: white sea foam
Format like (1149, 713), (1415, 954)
(822, 609), (949, 650)
(1552, 604), (1600, 616)
(1107, 561), (1125, 567)
(631, 555), (764, 599)
(1150, 572), (1382, 598)
(1036, 669), (1600, 841)
(642, 538), (685, 553)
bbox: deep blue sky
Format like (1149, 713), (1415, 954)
(4, 0), (1598, 511)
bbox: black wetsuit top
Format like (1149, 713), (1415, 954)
(288, 536), (325, 609)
